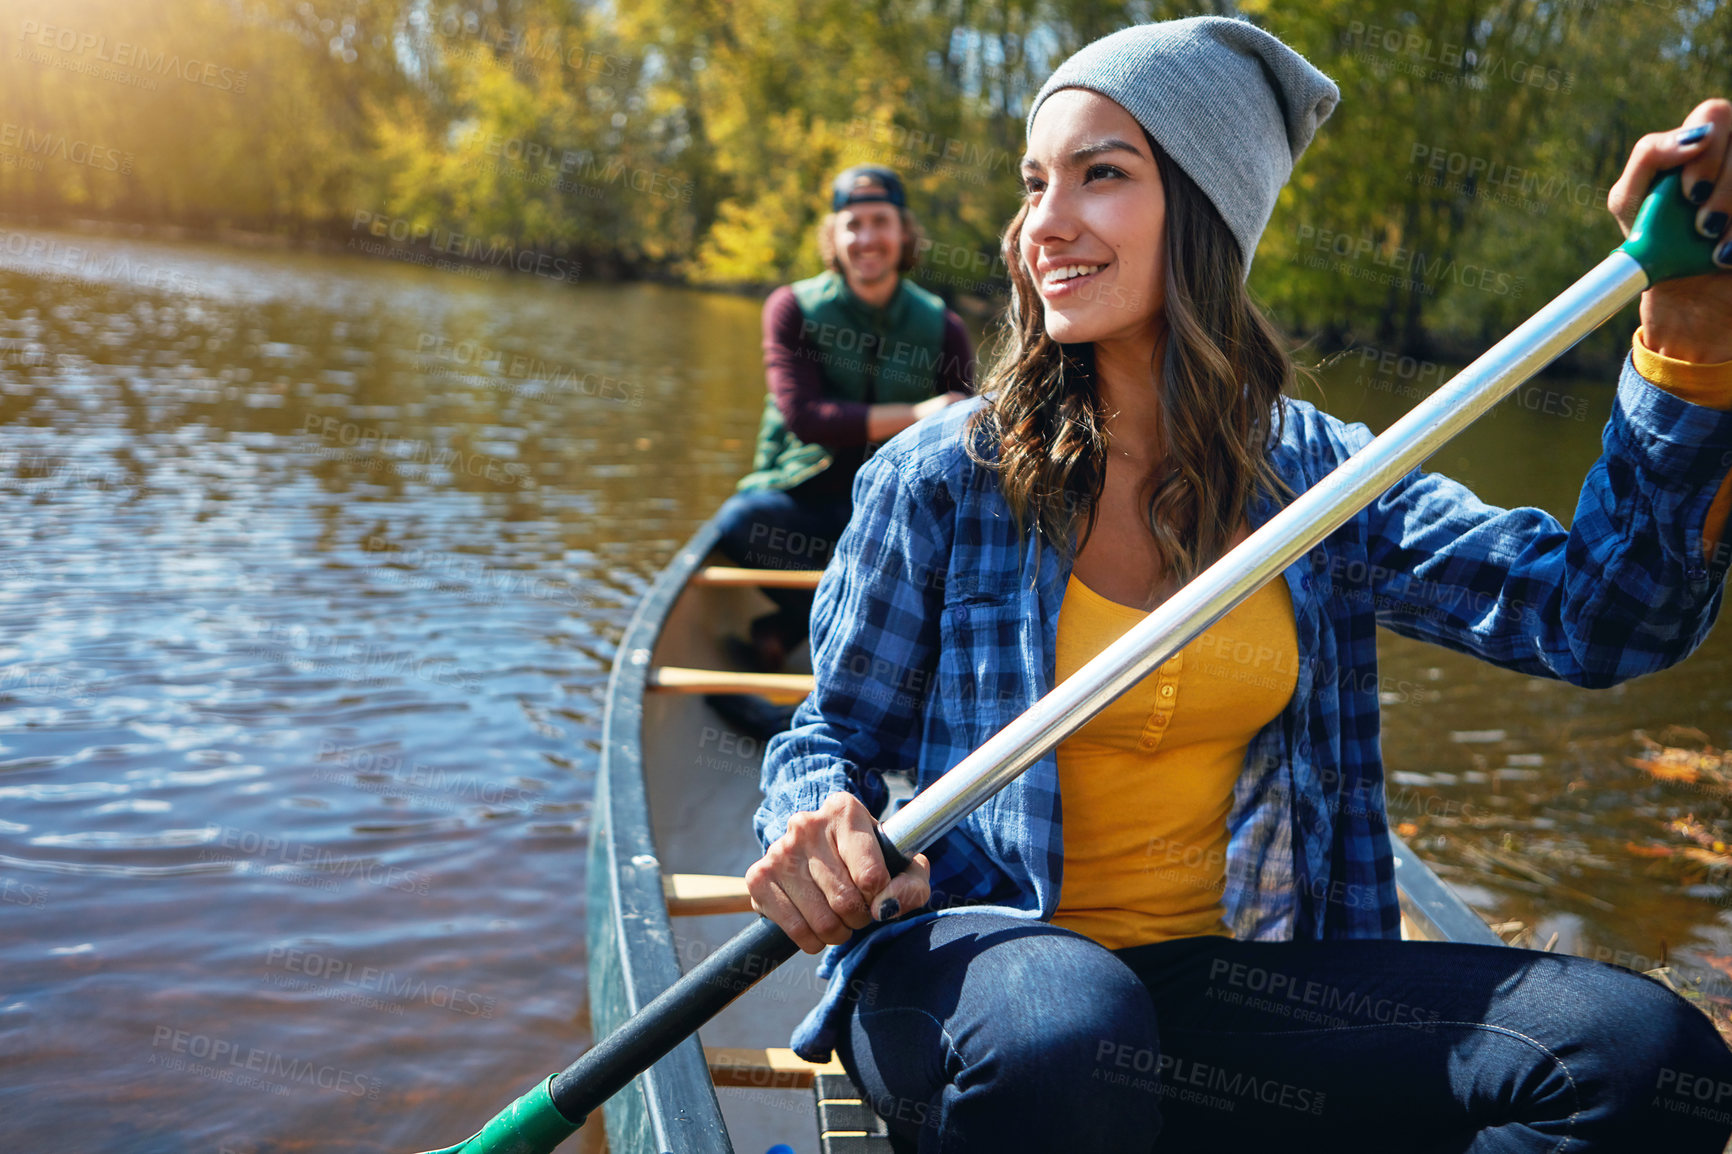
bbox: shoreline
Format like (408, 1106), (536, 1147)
(0, 210), (1621, 375)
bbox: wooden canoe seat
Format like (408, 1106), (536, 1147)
(691, 566), (826, 590)
(705, 1046), (845, 1089)
(662, 873), (754, 917)
(646, 666), (813, 704)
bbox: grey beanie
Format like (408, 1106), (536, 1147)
(1025, 17), (1339, 278)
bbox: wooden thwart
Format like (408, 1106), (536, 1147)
(662, 873), (754, 917)
(705, 1046), (845, 1089)
(646, 666), (813, 704)
(691, 566), (826, 590)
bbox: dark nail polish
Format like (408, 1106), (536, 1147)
(1690, 180), (1715, 206)
(1717, 238), (1732, 268)
(1701, 211), (1729, 239)
(874, 897), (900, 922)
(1678, 125), (1712, 146)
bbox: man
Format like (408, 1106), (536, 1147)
(716, 165), (975, 671)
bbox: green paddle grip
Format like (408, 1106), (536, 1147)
(1616, 167), (1727, 284)
(417, 1075), (579, 1154)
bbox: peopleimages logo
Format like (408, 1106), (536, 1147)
(1295, 222), (1526, 299)
(414, 334), (644, 406)
(1, 876), (48, 907)
(263, 946), (498, 1018)
(301, 414), (532, 490)
(0, 229), (199, 295)
(424, 15), (631, 77)
(458, 131), (694, 202)
(1342, 22), (1573, 92)
(1408, 144), (1610, 212)
(0, 122), (131, 174)
(149, 1027), (382, 1099)
(200, 826), (433, 895)
(16, 20), (249, 92)
(349, 210), (581, 283)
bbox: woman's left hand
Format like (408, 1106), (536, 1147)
(1609, 97), (1732, 364)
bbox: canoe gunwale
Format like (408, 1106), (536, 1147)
(1391, 832), (1506, 946)
(590, 515), (735, 1154)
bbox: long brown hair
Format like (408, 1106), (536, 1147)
(967, 131), (1295, 584)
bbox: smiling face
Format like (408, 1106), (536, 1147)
(1019, 88), (1167, 346)
(832, 198), (905, 289)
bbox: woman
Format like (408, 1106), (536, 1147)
(748, 16), (1732, 1153)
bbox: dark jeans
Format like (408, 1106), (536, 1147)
(836, 912), (1732, 1153)
(713, 486), (852, 653)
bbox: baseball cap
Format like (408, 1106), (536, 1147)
(830, 165), (907, 211)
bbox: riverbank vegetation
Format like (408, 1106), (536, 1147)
(1, 0), (1726, 366)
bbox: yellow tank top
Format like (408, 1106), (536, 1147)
(1050, 573), (1298, 949)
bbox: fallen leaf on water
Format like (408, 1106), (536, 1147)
(1628, 752), (1702, 783)
(1396, 822), (1419, 838)
(1625, 841), (1675, 859)
(1627, 734), (1731, 787)
(1669, 815), (1722, 849)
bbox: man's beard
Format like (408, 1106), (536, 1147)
(847, 255), (894, 285)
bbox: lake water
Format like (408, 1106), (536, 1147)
(1, 226), (1729, 1151)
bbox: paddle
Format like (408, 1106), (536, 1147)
(414, 168), (1722, 1154)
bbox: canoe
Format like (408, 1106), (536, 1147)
(586, 510), (1505, 1154)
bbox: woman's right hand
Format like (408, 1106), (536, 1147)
(745, 790), (932, 954)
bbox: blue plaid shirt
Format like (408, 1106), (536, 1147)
(756, 352), (1732, 1061)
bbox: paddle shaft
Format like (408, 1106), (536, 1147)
(537, 248), (1650, 1130)
(876, 162), (1719, 860)
(421, 169), (1718, 1154)
(878, 252), (1650, 860)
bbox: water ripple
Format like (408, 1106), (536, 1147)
(29, 828), (215, 850)
(0, 230), (889, 1149)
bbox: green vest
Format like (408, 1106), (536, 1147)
(737, 270), (948, 493)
